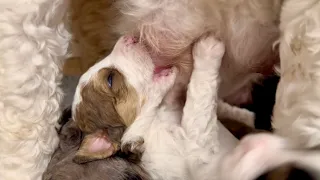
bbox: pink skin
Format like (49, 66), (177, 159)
(123, 35), (174, 81)
(89, 136), (112, 153)
(153, 68), (173, 81)
(124, 36), (138, 46)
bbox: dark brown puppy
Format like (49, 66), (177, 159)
(43, 108), (150, 180)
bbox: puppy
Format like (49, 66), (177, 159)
(43, 108), (150, 180)
(72, 33), (246, 179)
(115, 0), (283, 107)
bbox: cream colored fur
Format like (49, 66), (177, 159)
(64, 0), (120, 75)
(73, 34), (240, 180)
(273, 0), (320, 148)
(0, 0), (70, 179)
(219, 133), (320, 180)
(218, 0), (320, 179)
(115, 0), (282, 106)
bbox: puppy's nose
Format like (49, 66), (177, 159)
(124, 36), (138, 45)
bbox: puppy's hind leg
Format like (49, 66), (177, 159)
(181, 33), (225, 152)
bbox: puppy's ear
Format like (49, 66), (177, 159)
(73, 127), (124, 164)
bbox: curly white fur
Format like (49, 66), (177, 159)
(273, 0), (320, 148)
(0, 0), (70, 179)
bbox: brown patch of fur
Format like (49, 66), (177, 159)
(75, 68), (139, 133)
(73, 68), (139, 161)
(221, 119), (314, 180)
(64, 0), (121, 75)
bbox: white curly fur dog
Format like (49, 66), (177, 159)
(0, 0), (70, 180)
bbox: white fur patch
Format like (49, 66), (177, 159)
(273, 0), (320, 148)
(0, 0), (70, 179)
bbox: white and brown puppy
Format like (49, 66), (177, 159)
(72, 34), (242, 179)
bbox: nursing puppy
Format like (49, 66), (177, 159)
(43, 108), (150, 180)
(72, 34), (241, 179)
(115, 0), (283, 107)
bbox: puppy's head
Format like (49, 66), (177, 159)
(72, 36), (177, 163)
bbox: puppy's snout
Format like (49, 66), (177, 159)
(123, 36), (138, 45)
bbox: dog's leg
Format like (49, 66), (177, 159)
(181, 33), (224, 152)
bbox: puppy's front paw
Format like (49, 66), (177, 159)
(193, 33), (225, 70)
(121, 136), (145, 156)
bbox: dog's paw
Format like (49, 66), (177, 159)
(219, 133), (289, 180)
(121, 136), (145, 156)
(193, 33), (225, 71)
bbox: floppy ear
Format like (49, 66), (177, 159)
(73, 127), (124, 164)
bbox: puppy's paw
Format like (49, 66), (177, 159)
(121, 136), (145, 156)
(219, 133), (289, 180)
(193, 33), (225, 71)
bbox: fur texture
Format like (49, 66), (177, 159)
(72, 34), (244, 180)
(121, 34), (240, 180)
(63, 0), (120, 75)
(219, 0), (320, 179)
(43, 109), (150, 180)
(115, 0), (282, 106)
(0, 0), (70, 179)
(273, 0), (320, 148)
(218, 133), (320, 180)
